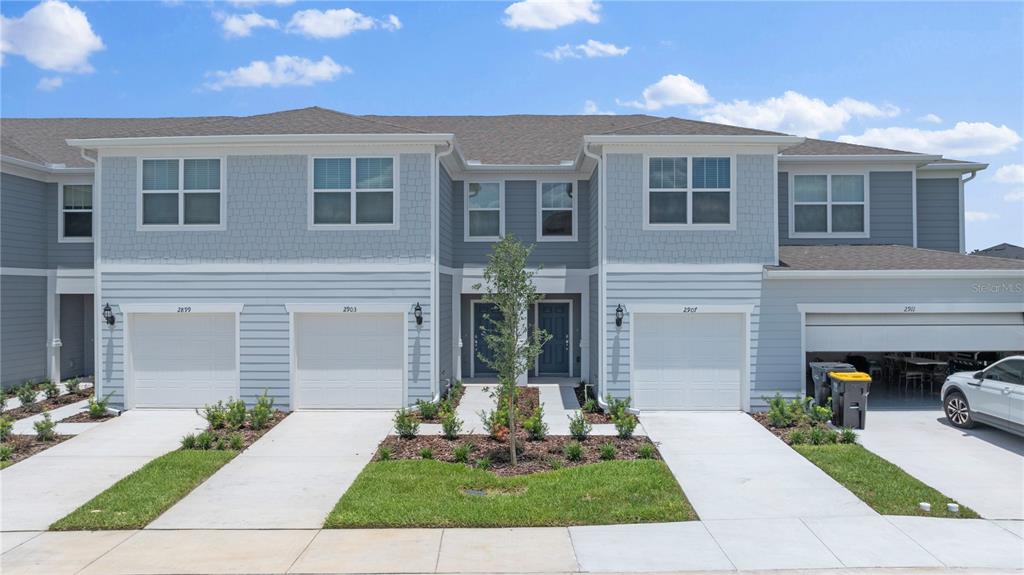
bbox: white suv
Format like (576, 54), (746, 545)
(942, 356), (1024, 437)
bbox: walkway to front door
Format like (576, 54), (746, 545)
(537, 302), (570, 375)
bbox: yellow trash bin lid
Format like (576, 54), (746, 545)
(829, 371), (871, 382)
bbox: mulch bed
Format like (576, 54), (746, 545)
(187, 411), (289, 451)
(412, 382), (469, 423)
(3, 390), (94, 422)
(573, 385), (613, 423)
(2, 434), (74, 468)
(751, 412), (828, 444)
(58, 410), (115, 423)
(378, 434), (660, 476)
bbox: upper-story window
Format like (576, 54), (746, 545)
(140, 158), (223, 229)
(644, 156), (734, 229)
(310, 157), (397, 229)
(537, 181), (577, 241)
(790, 173), (869, 238)
(59, 184), (92, 242)
(465, 181), (504, 241)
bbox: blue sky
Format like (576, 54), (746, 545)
(2, 0), (1021, 250)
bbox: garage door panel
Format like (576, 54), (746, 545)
(807, 312), (1024, 352)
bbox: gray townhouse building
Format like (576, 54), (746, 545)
(2, 107), (1022, 412)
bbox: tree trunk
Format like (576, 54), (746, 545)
(507, 383), (518, 466)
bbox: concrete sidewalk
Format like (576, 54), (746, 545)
(3, 516), (1021, 574)
(147, 411), (393, 529)
(0, 410), (204, 531)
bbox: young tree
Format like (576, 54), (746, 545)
(475, 235), (550, 466)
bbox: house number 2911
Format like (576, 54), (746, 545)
(903, 306), (916, 313)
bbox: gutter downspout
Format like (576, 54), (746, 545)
(959, 170), (977, 254)
(433, 140), (455, 403)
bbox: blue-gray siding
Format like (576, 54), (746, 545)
(605, 154), (776, 264)
(1, 275), (47, 389)
(604, 271), (763, 398)
(917, 178), (961, 252)
(449, 179), (592, 268)
(778, 171), (914, 246)
(439, 165), (454, 268)
(60, 294), (94, 378)
(2, 173), (49, 269)
(99, 271), (432, 409)
(100, 154), (432, 263)
(439, 272), (454, 390)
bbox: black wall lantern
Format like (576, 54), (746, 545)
(615, 304), (624, 327)
(414, 302), (423, 325)
(102, 303), (116, 326)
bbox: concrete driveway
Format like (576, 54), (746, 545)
(858, 408), (1024, 519)
(148, 410), (393, 529)
(1, 410), (205, 531)
(641, 412), (875, 520)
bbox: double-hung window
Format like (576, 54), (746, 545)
(59, 184), (92, 242)
(790, 173), (868, 237)
(464, 181), (503, 241)
(311, 157), (396, 228)
(645, 155), (734, 229)
(140, 158), (223, 228)
(537, 181), (576, 241)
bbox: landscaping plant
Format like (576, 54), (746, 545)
(453, 443), (472, 464)
(419, 447), (434, 460)
(378, 446), (394, 461)
(612, 411), (638, 439)
(64, 378), (82, 394)
(194, 431), (215, 450)
(0, 416), (12, 442)
(522, 405), (548, 441)
(475, 456), (492, 470)
(441, 411), (463, 440)
(637, 444), (655, 460)
(416, 399), (439, 420)
(42, 380), (60, 401)
(228, 433), (244, 450)
(605, 394), (631, 419)
(197, 401), (228, 430)
(88, 392), (113, 419)
(563, 440), (583, 462)
(16, 382), (39, 412)
(249, 391), (275, 430)
(788, 429), (809, 445)
(34, 413), (57, 441)
(839, 428), (857, 444)
(599, 442), (617, 461)
(0, 444), (12, 462)
(225, 398), (247, 429)
(582, 398), (599, 414)
(473, 235), (551, 466)
(181, 433), (197, 449)
(567, 411), (592, 440)
(394, 408), (419, 439)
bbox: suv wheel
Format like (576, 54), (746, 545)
(944, 391), (975, 429)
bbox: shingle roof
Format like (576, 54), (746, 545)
(975, 243), (1024, 260)
(1, 106), (948, 168)
(773, 245), (1024, 271)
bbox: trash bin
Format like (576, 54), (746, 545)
(808, 362), (855, 406)
(828, 371), (871, 429)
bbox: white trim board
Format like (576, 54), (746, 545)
(98, 262), (434, 273)
(797, 302), (1024, 314)
(284, 302), (413, 314)
(119, 303), (245, 314)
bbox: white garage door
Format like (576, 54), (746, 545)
(130, 313), (238, 408)
(633, 313), (745, 410)
(806, 312), (1024, 352)
(294, 313), (404, 409)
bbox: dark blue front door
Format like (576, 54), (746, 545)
(473, 302), (502, 375)
(538, 302), (570, 375)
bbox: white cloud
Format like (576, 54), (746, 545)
(0, 0), (104, 73)
(1003, 190), (1024, 202)
(227, 0), (294, 6)
(699, 91), (900, 138)
(503, 0), (600, 30)
(544, 39), (628, 60)
(839, 122), (1022, 157)
(965, 211), (999, 223)
(993, 164), (1024, 184)
(216, 12), (279, 38)
(204, 55), (349, 91)
(36, 76), (63, 91)
(582, 100), (615, 115)
(286, 8), (400, 39)
(617, 74), (711, 111)
(918, 113), (943, 124)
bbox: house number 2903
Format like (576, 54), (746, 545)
(342, 306), (358, 313)
(177, 306), (192, 313)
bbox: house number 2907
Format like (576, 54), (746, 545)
(177, 306), (192, 313)
(682, 306), (699, 313)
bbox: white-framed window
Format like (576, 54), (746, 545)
(138, 158), (224, 230)
(309, 156), (398, 229)
(536, 181), (577, 241)
(789, 172), (869, 238)
(464, 181), (504, 241)
(643, 155), (735, 230)
(59, 183), (92, 242)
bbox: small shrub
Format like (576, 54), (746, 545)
(809, 427), (838, 445)
(16, 383), (38, 411)
(441, 412), (463, 440)
(839, 428), (857, 444)
(788, 429), (809, 445)
(612, 411), (638, 439)
(548, 457), (564, 470)
(605, 394), (631, 419)
(563, 441), (583, 462)
(0, 416), (13, 442)
(522, 405), (548, 441)
(479, 409), (507, 440)
(599, 442), (617, 461)
(453, 443), (472, 464)
(197, 401), (228, 429)
(180, 433), (197, 449)
(582, 398), (598, 414)
(765, 393), (795, 428)
(475, 456), (491, 470)
(34, 413), (57, 441)
(228, 432), (244, 450)
(567, 411), (592, 440)
(215, 437), (228, 450)
(64, 378), (82, 394)
(194, 431), (215, 450)
(637, 443), (655, 459)
(0, 444), (12, 462)
(42, 380), (60, 401)
(417, 400), (439, 420)
(249, 391), (275, 430)
(88, 392), (113, 419)
(394, 408), (419, 439)
(419, 447), (434, 460)
(225, 399), (247, 429)
(378, 446), (394, 461)
(806, 397), (832, 424)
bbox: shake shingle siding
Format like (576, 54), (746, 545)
(917, 178), (961, 252)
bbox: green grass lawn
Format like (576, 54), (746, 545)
(50, 449), (237, 530)
(324, 459), (696, 528)
(795, 444), (978, 518)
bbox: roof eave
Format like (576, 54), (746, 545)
(919, 162), (988, 172)
(66, 133), (456, 148)
(779, 154), (942, 165)
(584, 134), (805, 146)
(764, 268), (1024, 279)
(1, 155), (93, 174)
